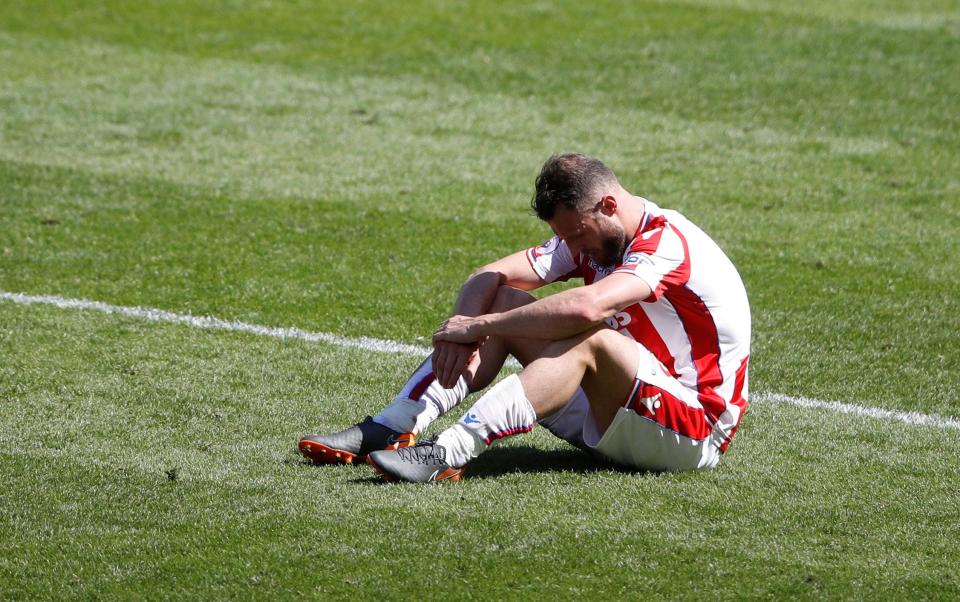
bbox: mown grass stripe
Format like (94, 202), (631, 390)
(5, 289), (959, 432)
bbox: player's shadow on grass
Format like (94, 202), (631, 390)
(345, 445), (652, 484)
(466, 445), (642, 479)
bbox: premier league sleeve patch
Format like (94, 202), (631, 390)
(525, 236), (578, 283)
(530, 237), (558, 259)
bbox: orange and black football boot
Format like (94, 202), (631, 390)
(299, 416), (414, 465)
(367, 439), (464, 483)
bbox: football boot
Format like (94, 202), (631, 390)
(298, 416), (414, 465)
(366, 439), (464, 483)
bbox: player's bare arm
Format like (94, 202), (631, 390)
(432, 250), (547, 388)
(433, 272), (653, 345)
(449, 249), (547, 316)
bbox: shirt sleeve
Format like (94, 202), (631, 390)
(525, 236), (582, 283)
(613, 224), (689, 300)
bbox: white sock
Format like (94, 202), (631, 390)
(436, 374), (537, 467)
(373, 357), (469, 435)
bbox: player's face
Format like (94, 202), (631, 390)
(549, 205), (627, 267)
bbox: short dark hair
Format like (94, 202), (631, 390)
(531, 153), (618, 221)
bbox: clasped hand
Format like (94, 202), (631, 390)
(431, 315), (484, 389)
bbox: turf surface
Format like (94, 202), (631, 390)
(1, 0), (958, 598)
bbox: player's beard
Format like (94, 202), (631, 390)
(597, 224), (628, 268)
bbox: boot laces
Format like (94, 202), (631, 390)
(396, 439), (447, 465)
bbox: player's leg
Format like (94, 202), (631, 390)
(464, 286), (553, 390)
(521, 327), (640, 431)
(584, 345), (726, 472)
(298, 285), (548, 465)
(459, 331), (726, 473)
(372, 286), (547, 432)
(462, 335), (725, 472)
(367, 328), (641, 482)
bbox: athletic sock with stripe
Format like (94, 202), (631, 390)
(436, 374), (538, 468)
(372, 357), (469, 436)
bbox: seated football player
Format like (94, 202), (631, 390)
(299, 153), (751, 482)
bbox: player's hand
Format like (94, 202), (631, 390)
(431, 340), (479, 389)
(432, 315), (483, 345)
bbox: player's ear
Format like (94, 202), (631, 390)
(598, 195), (617, 216)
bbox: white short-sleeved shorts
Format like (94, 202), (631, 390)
(537, 343), (722, 472)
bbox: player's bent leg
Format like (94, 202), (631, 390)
(584, 344), (722, 471)
(528, 335), (724, 472)
(302, 286), (548, 467)
(464, 286), (553, 392)
(368, 328), (641, 483)
(369, 329), (726, 480)
(371, 356), (470, 436)
(521, 327), (641, 432)
(368, 373), (535, 483)
(369, 285), (544, 436)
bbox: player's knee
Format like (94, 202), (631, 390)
(489, 285), (536, 313)
(583, 327), (631, 358)
(539, 326), (611, 367)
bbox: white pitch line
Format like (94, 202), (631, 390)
(2, 290), (959, 432)
(0, 290), (431, 356)
(755, 392), (960, 431)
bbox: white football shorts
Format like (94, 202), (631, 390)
(537, 342), (722, 472)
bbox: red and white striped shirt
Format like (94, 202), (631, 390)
(525, 199), (751, 448)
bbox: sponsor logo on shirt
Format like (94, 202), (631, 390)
(587, 259), (614, 276)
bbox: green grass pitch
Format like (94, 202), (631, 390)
(1, 0), (958, 598)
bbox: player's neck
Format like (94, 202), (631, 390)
(617, 194), (646, 236)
